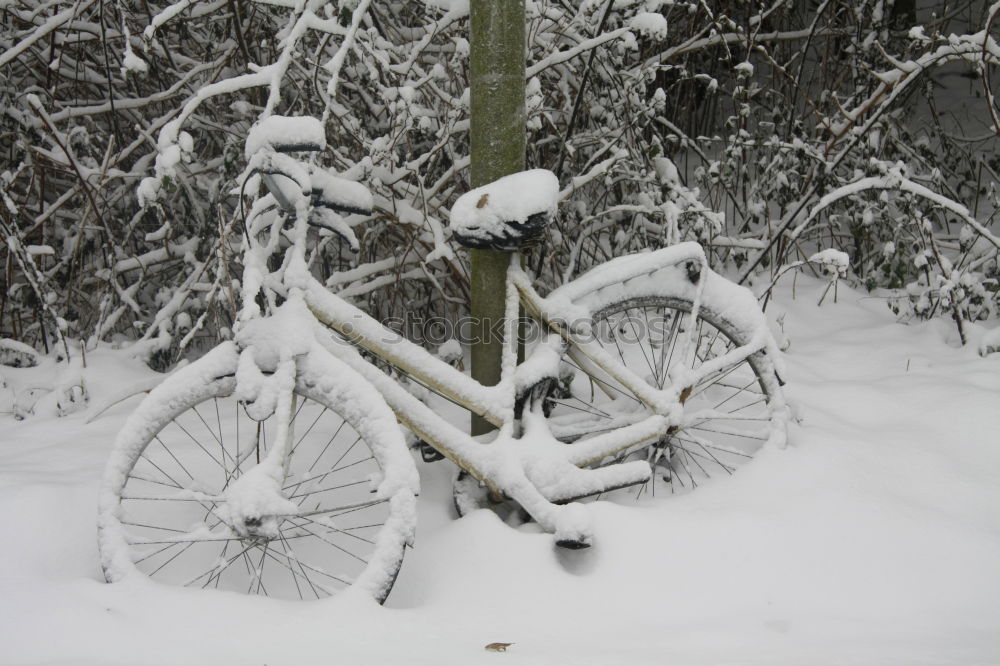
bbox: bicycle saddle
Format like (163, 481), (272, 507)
(450, 169), (559, 251)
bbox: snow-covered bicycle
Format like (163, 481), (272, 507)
(98, 116), (788, 603)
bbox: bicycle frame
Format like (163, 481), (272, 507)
(301, 244), (727, 495)
(239, 154), (775, 543)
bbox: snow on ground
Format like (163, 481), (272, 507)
(1, 278), (998, 665)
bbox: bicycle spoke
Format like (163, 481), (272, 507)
(131, 534), (243, 545)
(121, 521), (186, 533)
(290, 403), (330, 457)
(294, 497), (387, 517)
(544, 397), (612, 420)
(190, 401), (237, 472)
(283, 517), (368, 564)
(285, 445), (367, 496)
(674, 451), (698, 489)
(650, 307), (677, 389)
(606, 322), (631, 369)
(276, 533), (313, 599)
(234, 400), (241, 480)
(674, 432), (754, 457)
(262, 540), (350, 587)
(293, 514), (379, 546)
(562, 356), (643, 404)
(134, 541), (184, 565)
(149, 540), (197, 577)
(127, 471), (183, 491)
(661, 311), (684, 384)
(210, 541), (231, 589)
(310, 499), (391, 521)
(625, 308), (658, 381)
(306, 414), (347, 474)
(686, 424), (768, 441)
(689, 361), (754, 401)
(252, 543), (269, 595)
(120, 491), (225, 502)
(288, 478), (369, 500)
(674, 433), (736, 474)
(170, 418), (225, 472)
(144, 443), (192, 486)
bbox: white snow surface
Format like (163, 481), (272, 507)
(2, 281), (999, 665)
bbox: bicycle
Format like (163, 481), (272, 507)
(97, 116), (788, 603)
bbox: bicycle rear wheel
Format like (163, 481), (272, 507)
(539, 269), (785, 498)
(98, 343), (416, 602)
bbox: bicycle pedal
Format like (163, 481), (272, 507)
(555, 538), (591, 550)
(419, 442), (445, 463)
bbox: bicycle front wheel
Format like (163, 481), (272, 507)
(98, 343), (417, 602)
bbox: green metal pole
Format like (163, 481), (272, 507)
(469, 0), (525, 435)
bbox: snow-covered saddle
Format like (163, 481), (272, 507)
(450, 169), (559, 251)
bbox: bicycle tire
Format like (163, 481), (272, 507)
(98, 342), (417, 602)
